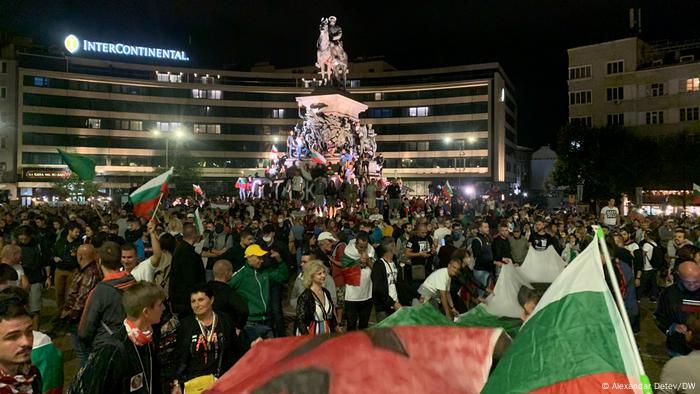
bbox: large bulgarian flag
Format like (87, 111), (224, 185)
(693, 183), (700, 205)
(130, 168), (173, 220)
(482, 232), (648, 394)
(310, 149), (328, 165)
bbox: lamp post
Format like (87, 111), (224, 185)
(152, 127), (186, 168)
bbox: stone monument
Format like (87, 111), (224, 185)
(289, 16), (377, 164)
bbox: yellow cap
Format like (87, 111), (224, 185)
(245, 244), (268, 258)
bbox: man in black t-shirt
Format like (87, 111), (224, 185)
(529, 218), (558, 252)
(404, 223), (435, 285)
(387, 180), (402, 212)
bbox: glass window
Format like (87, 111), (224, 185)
(192, 89), (206, 99)
(33, 77), (49, 87)
(568, 65), (592, 80)
(569, 116), (592, 127)
(686, 78), (700, 92)
(272, 109), (285, 118)
(169, 74), (182, 83)
(650, 83), (664, 97)
(680, 107), (699, 122)
(0, 87), (5, 99)
(0, 136), (6, 149)
(606, 87), (624, 101)
(156, 73), (169, 82)
(569, 91), (592, 105)
(374, 92), (383, 100)
(408, 106), (429, 117)
(87, 118), (101, 129)
(606, 113), (624, 126)
(645, 111), (664, 125)
(130, 120), (143, 131)
(207, 90), (222, 100)
(606, 60), (624, 74)
(1, 62), (6, 74)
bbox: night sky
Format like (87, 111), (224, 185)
(1, 0), (698, 148)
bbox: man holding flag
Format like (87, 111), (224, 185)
(129, 168), (173, 221)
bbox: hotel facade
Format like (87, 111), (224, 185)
(0, 37), (519, 202)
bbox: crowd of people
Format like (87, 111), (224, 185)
(0, 179), (699, 393)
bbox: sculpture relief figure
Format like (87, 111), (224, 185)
(316, 18), (333, 85)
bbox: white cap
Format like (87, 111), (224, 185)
(318, 232), (338, 242)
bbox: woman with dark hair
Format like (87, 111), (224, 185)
(172, 283), (240, 394)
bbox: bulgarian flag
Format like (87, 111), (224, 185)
(130, 168), (173, 220)
(693, 183), (700, 204)
(310, 149), (328, 165)
(194, 208), (204, 235)
(270, 145), (279, 160)
(193, 184), (204, 196)
(32, 331), (63, 394)
(443, 180), (454, 199)
(482, 231), (649, 394)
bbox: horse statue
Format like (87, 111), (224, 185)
(315, 18), (333, 85)
(331, 44), (348, 87)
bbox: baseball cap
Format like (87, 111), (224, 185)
(244, 244), (268, 258)
(318, 232), (338, 242)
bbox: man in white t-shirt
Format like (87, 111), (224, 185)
(600, 198), (620, 227)
(418, 258), (461, 320)
(433, 218), (451, 252)
(344, 233), (375, 331)
(125, 221), (162, 282)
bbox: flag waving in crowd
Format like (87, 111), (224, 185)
(310, 148), (328, 165)
(482, 232), (648, 394)
(192, 184), (204, 197)
(129, 167), (173, 220)
(443, 180), (454, 199)
(57, 149), (96, 181)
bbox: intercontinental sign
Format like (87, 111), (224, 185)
(64, 34), (190, 61)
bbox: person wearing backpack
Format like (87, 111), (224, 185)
(639, 230), (662, 302)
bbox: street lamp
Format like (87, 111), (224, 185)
(152, 127), (187, 168)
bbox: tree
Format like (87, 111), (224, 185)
(552, 124), (700, 203)
(168, 149), (203, 197)
(52, 174), (101, 199)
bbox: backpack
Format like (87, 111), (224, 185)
(642, 241), (665, 270)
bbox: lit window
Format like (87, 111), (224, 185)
(192, 89), (206, 99)
(409, 106), (429, 117)
(374, 92), (384, 101)
(645, 111), (664, 125)
(606, 60), (624, 74)
(686, 78), (700, 92)
(130, 120), (143, 131)
(207, 90), (222, 100)
(201, 76), (214, 84)
(169, 74), (182, 83)
(348, 80), (360, 87)
(156, 73), (169, 82)
(680, 107), (699, 122)
(194, 124), (205, 134)
(87, 118), (101, 129)
(33, 77), (49, 87)
(272, 109), (285, 118)
(206, 124), (221, 134)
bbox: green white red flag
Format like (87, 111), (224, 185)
(482, 237), (647, 394)
(192, 184), (204, 196)
(310, 149), (328, 165)
(443, 180), (454, 199)
(130, 168), (173, 220)
(194, 208), (204, 235)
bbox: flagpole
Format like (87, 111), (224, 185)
(594, 226), (652, 394)
(152, 192), (165, 222)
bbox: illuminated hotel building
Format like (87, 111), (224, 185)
(0, 37), (519, 200)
